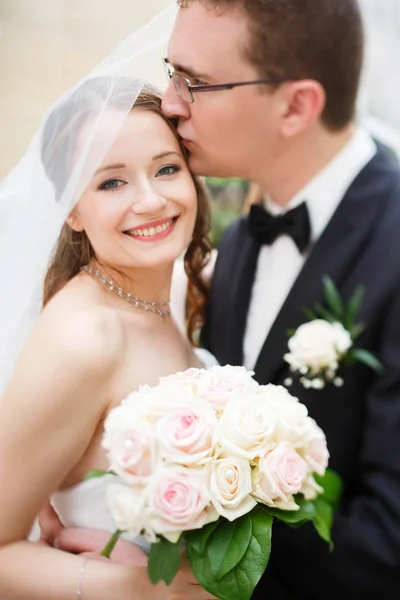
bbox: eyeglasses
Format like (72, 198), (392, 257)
(163, 58), (294, 104)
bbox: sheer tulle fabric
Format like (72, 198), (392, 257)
(0, 4), (177, 395)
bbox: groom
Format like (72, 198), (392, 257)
(42, 0), (400, 597)
(161, 0), (400, 598)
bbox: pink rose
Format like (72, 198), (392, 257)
(103, 420), (157, 483)
(148, 467), (218, 543)
(160, 367), (206, 385)
(157, 401), (216, 465)
(198, 365), (258, 410)
(254, 442), (308, 510)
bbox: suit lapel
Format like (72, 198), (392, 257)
(253, 161), (385, 384)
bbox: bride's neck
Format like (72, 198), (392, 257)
(90, 260), (173, 304)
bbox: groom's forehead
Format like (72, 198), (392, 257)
(169, 3), (249, 72)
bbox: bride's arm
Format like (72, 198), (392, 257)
(0, 308), (161, 600)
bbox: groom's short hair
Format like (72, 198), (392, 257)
(178, 0), (364, 131)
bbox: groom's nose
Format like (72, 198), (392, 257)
(162, 80), (191, 120)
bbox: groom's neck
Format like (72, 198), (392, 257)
(254, 122), (355, 208)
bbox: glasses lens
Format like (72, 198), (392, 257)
(173, 74), (193, 103)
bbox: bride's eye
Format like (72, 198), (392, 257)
(99, 179), (125, 191)
(156, 165), (181, 177)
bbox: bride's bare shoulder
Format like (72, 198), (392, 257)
(30, 294), (126, 374)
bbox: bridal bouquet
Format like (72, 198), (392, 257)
(92, 365), (342, 600)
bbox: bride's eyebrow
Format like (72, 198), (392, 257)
(95, 163), (126, 175)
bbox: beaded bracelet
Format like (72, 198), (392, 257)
(76, 557), (92, 598)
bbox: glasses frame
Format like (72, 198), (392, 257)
(163, 58), (295, 104)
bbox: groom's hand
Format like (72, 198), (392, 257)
(166, 553), (218, 600)
(38, 502), (147, 566)
(37, 502), (63, 547)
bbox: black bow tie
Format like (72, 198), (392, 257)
(247, 202), (311, 253)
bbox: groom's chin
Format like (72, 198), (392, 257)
(188, 152), (232, 179)
(187, 153), (210, 177)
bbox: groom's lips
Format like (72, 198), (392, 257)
(178, 130), (193, 148)
(181, 138), (193, 149)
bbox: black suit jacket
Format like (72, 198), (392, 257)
(201, 145), (400, 599)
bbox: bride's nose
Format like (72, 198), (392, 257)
(130, 183), (167, 214)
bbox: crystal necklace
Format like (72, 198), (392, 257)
(81, 265), (171, 317)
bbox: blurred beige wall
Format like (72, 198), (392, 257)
(0, 0), (171, 179)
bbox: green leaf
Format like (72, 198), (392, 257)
(348, 348), (384, 374)
(302, 306), (317, 321)
(322, 276), (344, 318)
(148, 537), (181, 585)
(314, 469), (343, 510)
(312, 497), (334, 551)
(100, 529), (124, 559)
(184, 519), (221, 555)
(262, 498), (316, 526)
(84, 469), (110, 481)
(350, 322), (366, 341)
(313, 303), (337, 323)
(207, 515), (252, 580)
(187, 507), (273, 600)
(344, 285), (365, 330)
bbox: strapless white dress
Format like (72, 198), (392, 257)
(38, 348), (219, 552)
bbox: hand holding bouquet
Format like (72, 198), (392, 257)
(91, 365), (342, 600)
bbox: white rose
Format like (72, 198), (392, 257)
(217, 388), (277, 459)
(137, 381), (199, 424)
(197, 365), (258, 411)
(302, 419), (330, 475)
(253, 442), (308, 510)
(284, 320), (352, 373)
(258, 385), (313, 448)
(156, 398), (217, 465)
(106, 483), (152, 540)
(210, 456), (257, 520)
(300, 474), (324, 500)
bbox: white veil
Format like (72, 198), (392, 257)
(358, 0), (400, 159)
(0, 3), (178, 395)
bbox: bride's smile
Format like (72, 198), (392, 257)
(124, 214), (180, 241)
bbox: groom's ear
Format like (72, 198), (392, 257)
(66, 208), (84, 232)
(279, 80), (326, 137)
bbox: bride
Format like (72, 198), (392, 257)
(0, 59), (218, 600)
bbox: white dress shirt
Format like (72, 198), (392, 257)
(243, 128), (377, 370)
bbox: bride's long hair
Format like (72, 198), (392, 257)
(42, 78), (212, 344)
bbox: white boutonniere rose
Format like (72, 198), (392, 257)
(284, 277), (383, 389)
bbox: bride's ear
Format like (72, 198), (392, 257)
(66, 208), (84, 232)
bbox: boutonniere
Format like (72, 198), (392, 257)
(284, 276), (383, 390)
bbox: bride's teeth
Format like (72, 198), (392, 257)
(129, 219), (173, 237)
